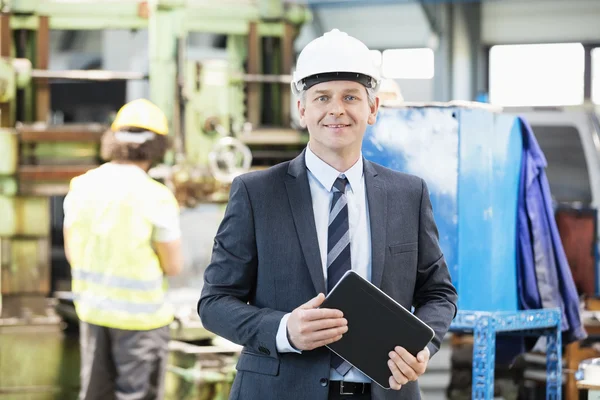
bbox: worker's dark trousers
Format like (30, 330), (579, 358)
(78, 321), (170, 400)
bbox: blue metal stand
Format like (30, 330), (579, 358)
(450, 309), (562, 400)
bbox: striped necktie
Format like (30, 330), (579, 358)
(327, 176), (352, 376)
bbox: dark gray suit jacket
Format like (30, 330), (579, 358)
(198, 151), (458, 400)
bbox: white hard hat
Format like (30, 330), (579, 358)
(291, 29), (381, 95)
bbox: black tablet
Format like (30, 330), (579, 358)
(321, 270), (435, 389)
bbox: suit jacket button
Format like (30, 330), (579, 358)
(259, 346), (270, 355)
(320, 378), (329, 387)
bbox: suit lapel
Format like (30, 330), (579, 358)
(285, 151), (326, 295)
(365, 160), (387, 288)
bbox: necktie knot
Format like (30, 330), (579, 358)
(332, 177), (348, 194)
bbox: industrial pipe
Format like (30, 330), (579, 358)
(30, 69), (147, 81)
(12, 58), (147, 83)
(235, 73), (292, 84)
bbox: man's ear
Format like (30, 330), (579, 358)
(297, 100), (307, 128)
(368, 96), (380, 125)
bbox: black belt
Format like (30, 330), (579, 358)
(329, 381), (371, 395)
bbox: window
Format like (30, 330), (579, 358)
(370, 48), (435, 80)
(489, 43), (585, 106)
(381, 48), (434, 79)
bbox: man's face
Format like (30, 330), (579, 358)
(298, 80), (379, 156)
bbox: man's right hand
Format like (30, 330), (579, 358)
(286, 293), (348, 351)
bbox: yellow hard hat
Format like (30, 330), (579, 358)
(111, 98), (169, 135)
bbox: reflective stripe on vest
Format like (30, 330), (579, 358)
(73, 292), (164, 315)
(72, 269), (163, 291)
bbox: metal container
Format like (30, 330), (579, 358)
(165, 339), (239, 400)
(0, 318), (80, 400)
(1, 238), (50, 295)
(363, 104), (522, 312)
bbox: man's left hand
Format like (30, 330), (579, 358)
(387, 346), (430, 390)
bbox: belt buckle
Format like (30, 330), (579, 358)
(340, 382), (364, 395)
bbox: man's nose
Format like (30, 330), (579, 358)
(328, 98), (345, 116)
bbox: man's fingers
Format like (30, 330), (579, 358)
(299, 317), (347, 334)
(389, 376), (402, 390)
(299, 293), (326, 309)
(394, 346), (425, 376)
(305, 325), (348, 342)
(300, 308), (344, 321)
(417, 347), (430, 363)
(309, 334), (344, 350)
(388, 359), (408, 385)
(394, 358), (418, 381)
(394, 347), (416, 363)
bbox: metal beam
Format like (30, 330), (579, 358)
(419, 0), (441, 37)
(30, 69), (147, 81)
(281, 23), (294, 127)
(306, 0), (489, 5)
(149, 5), (181, 149)
(8, 1), (306, 34)
(18, 165), (97, 182)
(35, 15), (49, 123)
(17, 124), (105, 143)
(584, 44), (593, 102)
(0, 12), (12, 128)
(246, 22), (261, 128)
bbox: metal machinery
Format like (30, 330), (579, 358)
(0, 1), (311, 398)
(362, 104), (563, 400)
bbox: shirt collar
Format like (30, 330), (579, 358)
(305, 144), (363, 193)
(102, 162), (148, 176)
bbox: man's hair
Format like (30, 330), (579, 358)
(100, 127), (171, 162)
(298, 86), (377, 108)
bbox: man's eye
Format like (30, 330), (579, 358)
(318, 96), (328, 102)
(345, 96), (356, 101)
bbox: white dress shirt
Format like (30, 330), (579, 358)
(275, 144), (372, 383)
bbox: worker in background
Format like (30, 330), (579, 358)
(377, 78), (405, 107)
(63, 98), (183, 400)
(198, 29), (457, 400)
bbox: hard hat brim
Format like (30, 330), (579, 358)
(301, 72), (376, 91)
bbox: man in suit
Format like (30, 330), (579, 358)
(198, 29), (458, 400)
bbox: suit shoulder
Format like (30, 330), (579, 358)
(369, 161), (424, 191)
(234, 161), (290, 188)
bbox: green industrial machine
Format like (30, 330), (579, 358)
(0, 0), (311, 398)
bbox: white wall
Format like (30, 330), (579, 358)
(483, 0), (600, 44)
(396, 79), (435, 102)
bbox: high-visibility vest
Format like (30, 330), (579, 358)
(65, 164), (177, 331)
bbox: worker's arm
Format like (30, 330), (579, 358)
(63, 226), (73, 265)
(153, 238), (183, 276)
(151, 192), (183, 277)
(63, 187), (76, 266)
